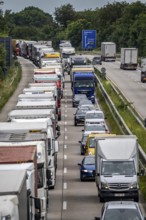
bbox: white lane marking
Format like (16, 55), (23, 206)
(65, 136), (67, 140)
(64, 155), (67, 160)
(64, 182), (67, 189)
(65, 105), (67, 108)
(64, 145), (67, 149)
(65, 121), (67, 125)
(65, 109), (67, 113)
(65, 127), (67, 132)
(63, 201), (67, 210)
(65, 99), (67, 103)
(65, 114), (67, 118)
(64, 168), (67, 173)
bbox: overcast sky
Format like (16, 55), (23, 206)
(2, 0), (146, 14)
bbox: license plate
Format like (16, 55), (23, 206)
(115, 193), (125, 197)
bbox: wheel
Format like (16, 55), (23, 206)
(74, 120), (77, 126)
(58, 115), (61, 121)
(99, 196), (104, 203)
(134, 196), (139, 202)
(80, 174), (84, 182)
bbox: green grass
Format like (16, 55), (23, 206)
(0, 60), (22, 110)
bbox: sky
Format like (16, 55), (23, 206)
(2, 0), (146, 15)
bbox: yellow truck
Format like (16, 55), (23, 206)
(85, 133), (116, 156)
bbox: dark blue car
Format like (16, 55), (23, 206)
(78, 155), (95, 181)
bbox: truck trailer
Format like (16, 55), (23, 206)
(120, 48), (138, 70)
(101, 42), (116, 61)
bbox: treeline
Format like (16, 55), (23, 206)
(1, 1), (146, 56)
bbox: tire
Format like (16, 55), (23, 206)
(134, 196), (139, 202)
(99, 196), (104, 203)
(74, 120), (77, 126)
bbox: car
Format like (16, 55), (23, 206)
(78, 104), (97, 111)
(92, 56), (102, 65)
(70, 55), (87, 67)
(72, 94), (88, 107)
(82, 123), (108, 135)
(78, 133), (88, 155)
(74, 108), (88, 126)
(84, 110), (106, 125)
(78, 155), (95, 181)
(95, 201), (146, 220)
(78, 99), (93, 109)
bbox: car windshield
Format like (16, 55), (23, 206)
(84, 156), (95, 165)
(86, 112), (104, 119)
(82, 135), (88, 144)
(103, 208), (142, 220)
(76, 110), (86, 115)
(101, 161), (136, 175)
(89, 137), (96, 148)
(75, 80), (94, 87)
(85, 125), (105, 132)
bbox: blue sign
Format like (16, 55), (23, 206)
(82, 30), (96, 50)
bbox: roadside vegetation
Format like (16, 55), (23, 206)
(95, 69), (146, 200)
(0, 59), (22, 110)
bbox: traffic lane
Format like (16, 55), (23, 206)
(96, 61), (146, 119)
(62, 82), (102, 220)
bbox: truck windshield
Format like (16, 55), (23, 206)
(37, 163), (44, 188)
(89, 137), (95, 148)
(75, 80), (94, 87)
(103, 208), (142, 220)
(101, 161), (136, 175)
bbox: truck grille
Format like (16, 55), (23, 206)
(109, 183), (129, 190)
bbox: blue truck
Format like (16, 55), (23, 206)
(72, 72), (95, 103)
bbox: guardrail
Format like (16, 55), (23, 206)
(95, 70), (146, 169)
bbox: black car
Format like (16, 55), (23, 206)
(72, 94), (88, 107)
(92, 56), (102, 65)
(78, 99), (93, 109)
(70, 55), (87, 67)
(74, 108), (88, 126)
(78, 133), (88, 155)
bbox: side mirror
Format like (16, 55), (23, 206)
(78, 163), (81, 166)
(78, 141), (81, 143)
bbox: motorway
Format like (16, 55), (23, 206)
(0, 57), (146, 219)
(94, 60), (146, 121)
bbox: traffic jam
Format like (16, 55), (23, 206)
(0, 39), (145, 220)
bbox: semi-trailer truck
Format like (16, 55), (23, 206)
(120, 48), (138, 70)
(101, 42), (116, 61)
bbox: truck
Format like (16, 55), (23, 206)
(95, 135), (139, 202)
(0, 146), (38, 219)
(101, 42), (116, 61)
(140, 58), (146, 82)
(0, 170), (35, 220)
(120, 48), (138, 70)
(0, 121), (58, 190)
(73, 71), (95, 103)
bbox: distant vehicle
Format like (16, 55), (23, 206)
(70, 55), (87, 67)
(120, 48), (138, 70)
(78, 155), (95, 181)
(78, 104), (96, 111)
(78, 133), (88, 155)
(101, 42), (116, 62)
(83, 123), (108, 136)
(95, 201), (146, 220)
(72, 94), (88, 107)
(92, 56), (102, 65)
(78, 99), (93, 108)
(74, 108), (89, 126)
(84, 110), (105, 125)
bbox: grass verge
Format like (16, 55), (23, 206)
(0, 60), (22, 110)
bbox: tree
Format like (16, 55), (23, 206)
(0, 44), (6, 79)
(54, 4), (76, 28)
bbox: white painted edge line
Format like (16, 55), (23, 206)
(63, 201), (67, 210)
(64, 145), (67, 149)
(64, 155), (67, 160)
(64, 182), (67, 189)
(65, 136), (67, 140)
(65, 105), (67, 108)
(64, 167), (67, 173)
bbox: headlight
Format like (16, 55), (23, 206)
(2, 215), (11, 220)
(89, 152), (92, 155)
(101, 182), (109, 189)
(130, 182), (138, 189)
(82, 170), (92, 173)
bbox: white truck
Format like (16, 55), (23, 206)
(95, 135), (139, 202)
(0, 146), (38, 220)
(0, 121), (58, 190)
(120, 48), (138, 70)
(0, 169), (39, 220)
(101, 42), (116, 61)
